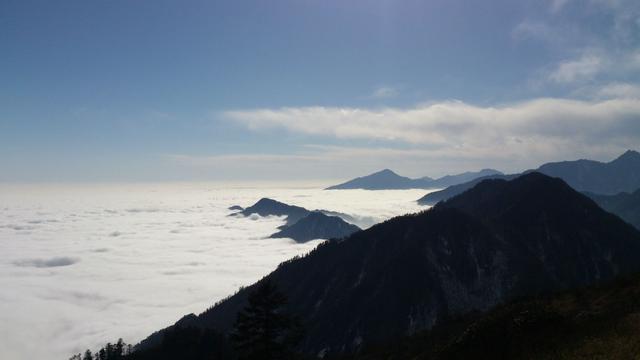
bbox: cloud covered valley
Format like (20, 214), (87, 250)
(0, 183), (428, 359)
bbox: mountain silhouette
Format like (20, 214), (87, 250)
(586, 188), (640, 230)
(270, 212), (361, 242)
(326, 169), (427, 190)
(234, 198), (311, 227)
(418, 150), (640, 205)
(326, 169), (502, 190)
(138, 173), (640, 356)
(343, 272), (640, 360)
(537, 150), (640, 194)
(418, 174), (516, 205)
(232, 198), (360, 240)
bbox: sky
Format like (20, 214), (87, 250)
(1, 0), (640, 181)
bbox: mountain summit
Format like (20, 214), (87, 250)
(536, 149), (640, 194)
(235, 198), (310, 227)
(325, 169), (423, 190)
(232, 198), (360, 241)
(270, 212), (361, 242)
(418, 150), (640, 205)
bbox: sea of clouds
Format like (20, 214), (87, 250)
(0, 182), (430, 359)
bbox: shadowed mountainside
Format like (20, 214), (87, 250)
(232, 198), (360, 242)
(235, 198), (311, 227)
(586, 188), (640, 230)
(537, 150), (640, 195)
(417, 174), (516, 205)
(138, 173), (640, 356)
(339, 272), (640, 360)
(270, 212), (361, 242)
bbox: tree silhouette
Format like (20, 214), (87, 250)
(72, 338), (129, 360)
(82, 350), (93, 360)
(231, 279), (302, 360)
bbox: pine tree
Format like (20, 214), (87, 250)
(231, 279), (302, 360)
(82, 349), (93, 360)
(115, 338), (125, 358)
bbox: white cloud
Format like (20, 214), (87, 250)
(370, 86), (398, 99)
(546, 49), (640, 85)
(225, 97), (640, 161)
(515, 0), (640, 89)
(548, 53), (605, 83)
(206, 97), (640, 177)
(593, 83), (640, 98)
(0, 184), (426, 359)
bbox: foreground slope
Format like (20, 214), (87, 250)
(342, 272), (640, 360)
(139, 173), (640, 355)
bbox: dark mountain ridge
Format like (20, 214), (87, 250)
(235, 198), (311, 227)
(418, 150), (640, 205)
(232, 198), (360, 242)
(138, 173), (640, 356)
(326, 168), (502, 190)
(326, 169), (427, 190)
(586, 188), (640, 230)
(270, 212), (361, 242)
(537, 150), (640, 195)
(427, 169), (505, 188)
(418, 174), (517, 205)
(341, 272), (640, 360)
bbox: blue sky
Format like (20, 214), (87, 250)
(2, 0), (639, 181)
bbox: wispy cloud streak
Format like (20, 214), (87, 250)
(224, 98), (640, 162)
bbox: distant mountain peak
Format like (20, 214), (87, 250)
(269, 211), (360, 242)
(614, 149), (640, 162)
(533, 150), (640, 194)
(327, 168), (502, 190)
(325, 169), (414, 190)
(367, 169), (406, 179)
(254, 197), (285, 206)
(238, 197), (310, 226)
(376, 168), (398, 175)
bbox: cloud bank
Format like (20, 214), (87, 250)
(224, 97), (640, 171)
(0, 183), (427, 360)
